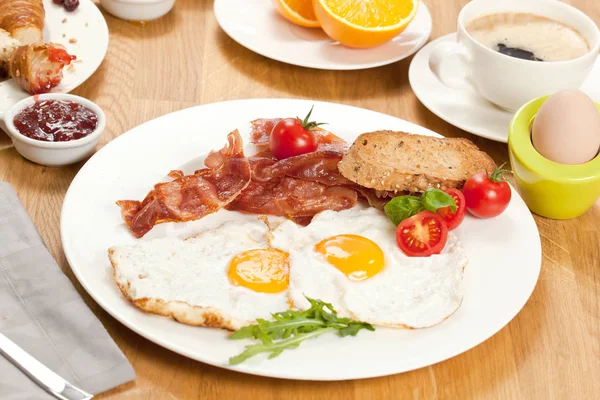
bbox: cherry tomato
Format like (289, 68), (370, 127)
(269, 118), (317, 160)
(436, 188), (466, 230)
(396, 211), (448, 257)
(463, 165), (512, 218)
(269, 106), (325, 160)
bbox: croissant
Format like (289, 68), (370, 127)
(0, 0), (45, 45)
(0, 28), (20, 77)
(8, 44), (75, 94)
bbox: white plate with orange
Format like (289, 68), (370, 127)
(214, 0), (431, 70)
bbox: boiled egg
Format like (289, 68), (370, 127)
(532, 90), (600, 165)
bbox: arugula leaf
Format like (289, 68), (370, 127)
(228, 296), (374, 365)
(338, 322), (375, 337)
(229, 327), (337, 365)
(230, 325), (259, 340)
(384, 196), (424, 226)
(421, 188), (456, 213)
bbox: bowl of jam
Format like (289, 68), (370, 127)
(2, 94), (106, 166)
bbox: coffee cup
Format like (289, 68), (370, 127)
(428, 0), (600, 112)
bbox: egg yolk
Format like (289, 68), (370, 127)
(228, 249), (290, 293)
(315, 234), (384, 281)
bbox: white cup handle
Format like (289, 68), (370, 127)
(428, 41), (479, 94)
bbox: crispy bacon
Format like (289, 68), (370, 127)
(248, 119), (350, 187)
(249, 150), (353, 186)
(118, 121), (365, 237)
(250, 118), (280, 145)
(226, 177), (358, 225)
(117, 130), (251, 238)
(224, 124), (357, 223)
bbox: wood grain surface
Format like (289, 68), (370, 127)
(1, 1), (599, 399)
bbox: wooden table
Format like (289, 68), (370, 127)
(1, 0), (599, 398)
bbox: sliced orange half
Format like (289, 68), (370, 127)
(273, 0), (321, 28)
(314, 0), (420, 48)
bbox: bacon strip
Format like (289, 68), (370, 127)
(249, 150), (353, 186)
(226, 177), (358, 225)
(117, 130), (250, 238)
(250, 118), (280, 145)
(225, 124), (357, 224)
(118, 120), (365, 237)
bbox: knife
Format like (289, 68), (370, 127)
(0, 333), (93, 400)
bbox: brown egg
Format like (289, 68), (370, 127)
(532, 90), (600, 165)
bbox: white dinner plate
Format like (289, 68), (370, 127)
(214, 0), (432, 70)
(61, 99), (541, 381)
(409, 33), (600, 143)
(0, 0), (109, 111)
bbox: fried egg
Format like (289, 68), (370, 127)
(270, 206), (468, 328)
(109, 213), (290, 330)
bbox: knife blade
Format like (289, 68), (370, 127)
(0, 333), (93, 400)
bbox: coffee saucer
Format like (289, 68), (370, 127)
(409, 33), (600, 143)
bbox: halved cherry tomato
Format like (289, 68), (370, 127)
(436, 188), (466, 230)
(463, 164), (512, 218)
(396, 211), (448, 257)
(269, 106), (324, 160)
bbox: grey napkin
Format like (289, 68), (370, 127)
(0, 182), (135, 399)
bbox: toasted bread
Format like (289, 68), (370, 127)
(338, 131), (496, 193)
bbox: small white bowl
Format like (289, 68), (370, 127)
(100, 0), (176, 21)
(1, 94), (106, 167)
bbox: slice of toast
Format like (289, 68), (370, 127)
(338, 131), (496, 193)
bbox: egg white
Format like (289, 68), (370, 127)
(270, 206), (468, 328)
(111, 213), (290, 328)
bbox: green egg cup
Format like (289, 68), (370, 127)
(508, 95), (600, 219)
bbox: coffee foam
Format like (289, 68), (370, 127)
(466, 13), (590, 62)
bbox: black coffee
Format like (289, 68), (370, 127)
(496, 44), (542, 61)
(466, 13), (589, 62)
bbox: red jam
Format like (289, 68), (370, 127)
(13, 100), (98, 142)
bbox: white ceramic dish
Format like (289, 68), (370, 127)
(0, 0), (109, 112)
(409, 33), (600, 143)
(1, 94), (106, 166)
(214, 0), (432, 70)
(61, 99), (542, 381)
(100, 0), (175, 21)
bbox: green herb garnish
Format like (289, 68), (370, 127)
(384, 188), (457, 226)
(228, 296), (374, 365)
(421, 188), (457, 213)
(383, 195), (423, 226)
